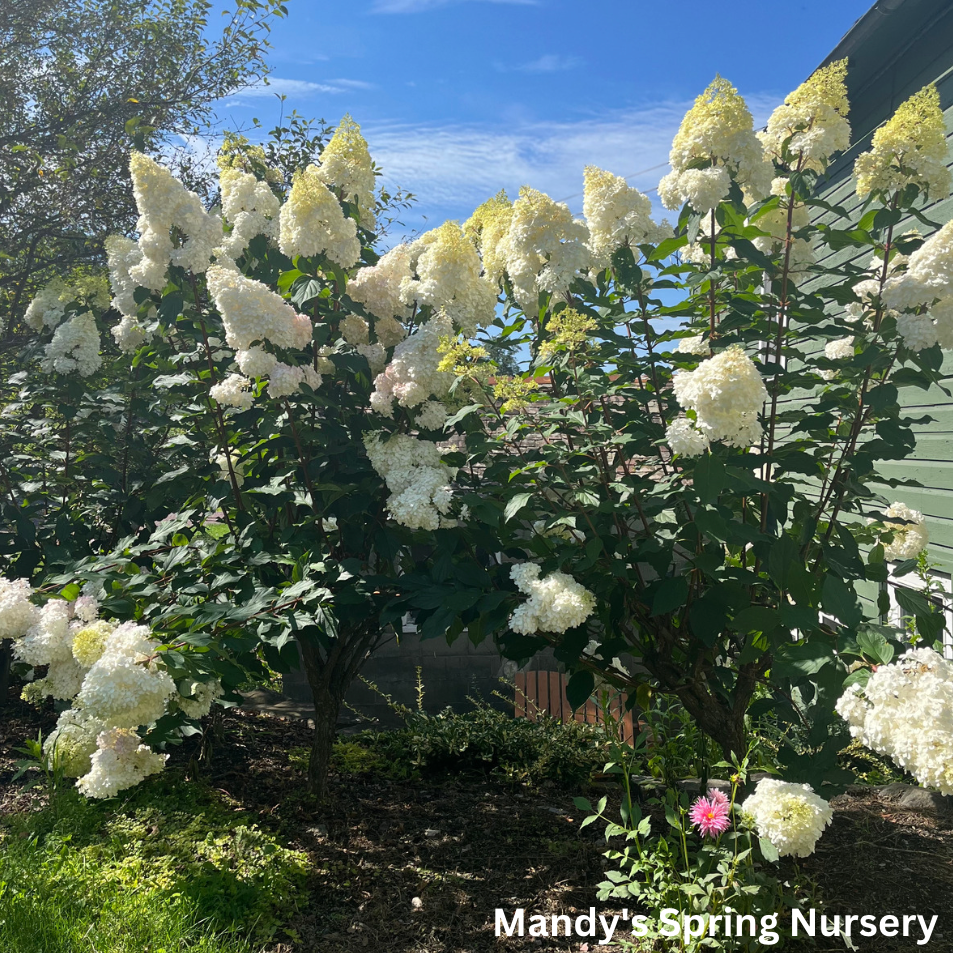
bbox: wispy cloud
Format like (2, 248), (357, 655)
(513, 54), (580, 73)
(372, 0), (537, 13)
(233, 78), (344, 99)
(365, 94), (779, 237)
(329, 78), (377, 90)
(227, 77), (376, 104)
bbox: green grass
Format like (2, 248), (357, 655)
(0, 773), (307, 953)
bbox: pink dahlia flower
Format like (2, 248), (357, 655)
(709, 788), (730, 807)
(689, 790), (731, 838)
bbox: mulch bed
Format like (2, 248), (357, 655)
(2, 683), (953, 952)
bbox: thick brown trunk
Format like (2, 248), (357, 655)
(297, 622), (379, 798)
(0, 640), (11, 707)
(674, 683), (748, 763)
(308, 687), (340, 798)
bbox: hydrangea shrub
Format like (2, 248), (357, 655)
(7, 64), (953, 802)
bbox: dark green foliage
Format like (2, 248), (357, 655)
(340, 705), (610, 788)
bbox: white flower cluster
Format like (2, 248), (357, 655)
(399, 221), (497, 335)
(837, 648), (953, 794)
(855, 84), (950, 201)
(741, 778), (833, 857)
(819, 336), (855, 380)
(370, 312), (454, 415)
(24, 274), (110, 332)
(415, 400), (448, 430)
(824, 337), (854, 361)
(113, 315), (151, 354)
(364, 432), (455, 531)
(75, 622), (176, 728)
(658, 77), (772, 213)
(665, 417), (710, 458)
(206, 263), (313, 351)
(105, 235), (143, 318)
(677, 334), (709, 356)
(129, 152), (223, 290)
(348, 244), (414, 322)
(356, 342), (388, 373)
(882, 220), (953, 312)
(879, 501), (930, 561)
(497, 187), (590, 313)
(209, 373), (253, 410)
(672, 346), (767, 448)
(340, 314), (369, 345)
(24, 280), (67, 331)
(316, 115), (377, 230)
(583, 166), (667, 270)
(77, 727), (167, 799)
(0, 577), (38, 639)
(178, 678), (225, 719)
(464, 190), (513, 285)
(278, 164), (361, 268)
(4, 579), (221, 798)
(105, 235), (154, 352)
(508, 563), (596, 635)
(40, 313), (102, 377)
(24, 278), (97, 331)
(236, 345), (278, 378)
(896, 312), (941, 351)
(759, 60), (850, 174)
(267, 362), (322, 399)
(219, 166), (280, 259)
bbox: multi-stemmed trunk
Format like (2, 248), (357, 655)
(296, 620), (386, 798)
(640, 634), (769, 768)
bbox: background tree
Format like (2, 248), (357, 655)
(0, 0), (285, 339)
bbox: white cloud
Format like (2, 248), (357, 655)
(329, 78), (377, 90)
(372, 0), (536, 12)
(513, 54), (580, 73)
(365, 93), (779, 234)
(232, 78), (347, 100)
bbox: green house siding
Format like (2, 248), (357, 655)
(802, 0), (953, 575)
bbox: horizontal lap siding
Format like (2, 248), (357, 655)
(793, 5), (953, 574)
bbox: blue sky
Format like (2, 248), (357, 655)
(219, 0), (874, 235)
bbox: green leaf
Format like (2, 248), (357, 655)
(821, 574), (861, 628)
(566, 670), (595, 710)
(856, 628), (894, 666)
(758, 837), (780, 863)
(692, 456), (725, 505)
(504, 492), (533, 522)
(650, 576), (689, 617)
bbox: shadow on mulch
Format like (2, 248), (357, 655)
(2, 687), (953, 952)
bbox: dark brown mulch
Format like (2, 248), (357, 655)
(2, 684), (953, 952)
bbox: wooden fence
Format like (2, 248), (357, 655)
(514, 670), (637, 745)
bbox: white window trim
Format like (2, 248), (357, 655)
(883, 565), (953, 660)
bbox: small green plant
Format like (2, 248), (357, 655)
(837, 738), (908, 786)
(640, 696), (721, 789)
(12, 732), (61, 792)
(576, 752), (801, 952)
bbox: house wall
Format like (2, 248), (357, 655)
(801, 0), (953, 575)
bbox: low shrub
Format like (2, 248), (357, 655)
(332, 702), (610, 787)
